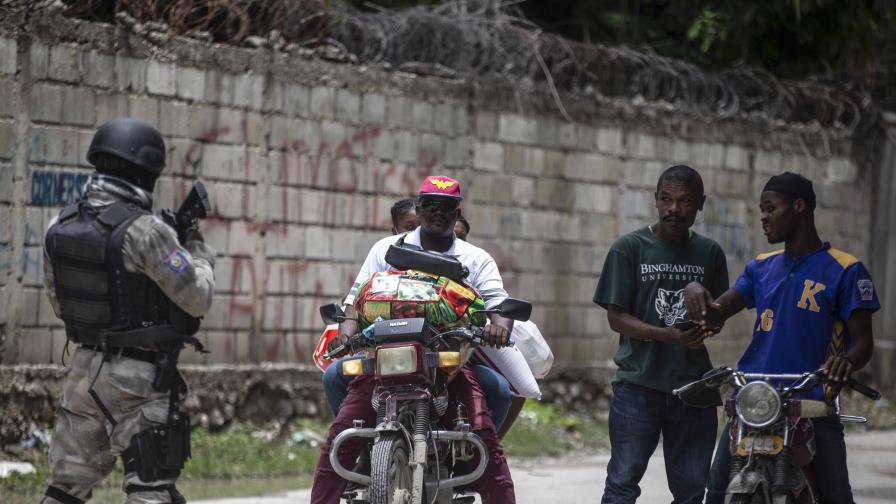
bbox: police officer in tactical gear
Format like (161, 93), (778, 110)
(41, 117), (216, 504)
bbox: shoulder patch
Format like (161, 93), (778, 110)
(858, 279), (875, 301)
(756, 249), (785, 261)
(164, 249), (191, 273)
(827, 248), (859, 269)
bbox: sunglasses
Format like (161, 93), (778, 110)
(418, 199), (459, 212)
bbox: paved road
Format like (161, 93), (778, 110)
(197, 430), (896, 503)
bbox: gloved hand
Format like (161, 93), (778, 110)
(183, 226), (204, 243)
(327, 334), (350, 357)
(160, 209), (178, 231)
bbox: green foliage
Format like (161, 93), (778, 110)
(1, 420), (329, 503)
(183, 420), (325, 479)
(516, 0), (896, 101)
(0, 458), (51, 499)
(680, 0), (889, 77)
(686, 9), (725, 53)
(502, 401), (609, 458)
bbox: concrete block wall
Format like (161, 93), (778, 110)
(0, 16), (876, 374)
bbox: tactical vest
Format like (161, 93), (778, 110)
(45, 200), (199, 348)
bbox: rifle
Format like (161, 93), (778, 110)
(161, 181), (211, 243)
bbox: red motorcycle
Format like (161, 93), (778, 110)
(674, 367), (880, 504)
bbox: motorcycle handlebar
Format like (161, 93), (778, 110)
(323, 333), (368, 360)
(742, 369), (881, 402)
(677, 367), (882, 404)
(800, 369), (881, 401)
(847, 378), (882, 400)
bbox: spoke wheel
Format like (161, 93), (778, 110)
(370, 433), (413, 504)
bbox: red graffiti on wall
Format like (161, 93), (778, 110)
(173, 114), (438, 362)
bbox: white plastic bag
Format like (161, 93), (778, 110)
(474, 344), (542, 399)
(511, 320), (554, 379)
(471, 319), (553, 399)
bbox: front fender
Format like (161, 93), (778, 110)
(726, 468), (769, 498)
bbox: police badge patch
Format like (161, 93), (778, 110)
(164, 249), (190, 273)
(857, 279), (874, 301)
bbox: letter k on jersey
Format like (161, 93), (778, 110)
(797, 280), (825, 312)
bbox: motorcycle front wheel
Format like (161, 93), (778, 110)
(370, 432), (414, 504)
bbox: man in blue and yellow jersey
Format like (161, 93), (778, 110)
(684, 171), (880, 504)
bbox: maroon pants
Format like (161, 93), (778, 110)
(310, 365), (515, 504)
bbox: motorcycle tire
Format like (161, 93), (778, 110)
(370, 433), (414, 504)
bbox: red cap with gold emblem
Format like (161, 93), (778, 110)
(418, 175), (463, 201)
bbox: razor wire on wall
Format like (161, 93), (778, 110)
(4, 0), (879, 134)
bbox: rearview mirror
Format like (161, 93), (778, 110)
(673, 367), (731, 408)
(320, 303), (346, 325)
(494, 298), (532, 322)
(675, 383), (723, 409)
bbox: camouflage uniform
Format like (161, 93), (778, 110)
(42, 175), (215, 504)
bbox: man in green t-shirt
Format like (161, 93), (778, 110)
(594, 165), (729, 504)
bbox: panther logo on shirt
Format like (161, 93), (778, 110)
(655, 288), (687, 326)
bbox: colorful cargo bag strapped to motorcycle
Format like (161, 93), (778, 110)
(354, 270), (486, 330)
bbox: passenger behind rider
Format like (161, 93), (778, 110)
(454, 214), (470, 240)
(310, 175), (517, 504)
(322, 199), (517, 433)
(321, 197), (418, 415)
(390, 197), (418, 234)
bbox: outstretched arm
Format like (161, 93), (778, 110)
(683, 283), (746, 333)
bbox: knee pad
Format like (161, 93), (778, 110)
(125, 483), (186, 504)
(121, 413), (191, 482)
(43, 486), (88, 504)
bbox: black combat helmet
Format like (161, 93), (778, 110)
(87, 117), (166, 191)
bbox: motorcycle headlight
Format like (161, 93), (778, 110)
(735, 381), (781, 428)
(376, 346), (418, 376)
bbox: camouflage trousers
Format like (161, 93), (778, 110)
(42, 346), (184, 504)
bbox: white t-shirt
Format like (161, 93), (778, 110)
(343, 227), (509, 309)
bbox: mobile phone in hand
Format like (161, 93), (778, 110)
(674, 320), (696, 331)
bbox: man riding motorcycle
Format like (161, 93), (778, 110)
(310, 175), (516, 504)
(321, 202), (531, 434)
(683, 172), (879, 503)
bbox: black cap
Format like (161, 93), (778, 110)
(762, 172), (816, 210)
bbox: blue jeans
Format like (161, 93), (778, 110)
(322, 358), (354, 416)
(601, 381), (718, 504)
(322, 360), (513, 429)
(473, 364), (513, 430)
(706, 415), (854, 504)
